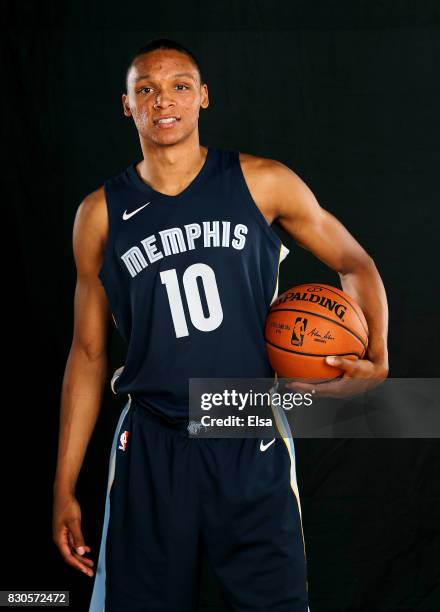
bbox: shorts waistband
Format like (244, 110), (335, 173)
(130, 396), (199, 433)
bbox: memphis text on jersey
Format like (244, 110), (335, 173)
(121, 221), (248, 278)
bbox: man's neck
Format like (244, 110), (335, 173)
(137, 138), (207, 196)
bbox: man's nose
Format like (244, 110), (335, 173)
(154, 91), (175, 108)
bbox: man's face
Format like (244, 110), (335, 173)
(123, 49), (209, 146)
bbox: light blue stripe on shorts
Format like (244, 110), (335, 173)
(89, 397), (131, 612)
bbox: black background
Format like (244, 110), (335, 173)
(2, 1), (440, 610)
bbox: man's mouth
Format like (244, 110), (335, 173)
(154, 116), (181, 128)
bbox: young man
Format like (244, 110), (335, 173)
(53, 39), (388, 611)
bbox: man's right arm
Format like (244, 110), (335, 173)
(52, 186), (110, 577)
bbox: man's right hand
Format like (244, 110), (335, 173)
(53, 492), (95, 577)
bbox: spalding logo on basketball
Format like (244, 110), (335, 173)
(265, 284), (369, 382)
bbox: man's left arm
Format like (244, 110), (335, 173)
(262, 160), (389, 394)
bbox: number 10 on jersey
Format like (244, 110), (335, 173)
(160, 263), (224, 338)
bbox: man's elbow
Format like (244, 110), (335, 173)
(71, 337), (108, 363)
(339, 252), (378, 278)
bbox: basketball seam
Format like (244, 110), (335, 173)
(265, 338), (363, 359)
(267, 307), (367, 353)
(277, 285), (369, 340)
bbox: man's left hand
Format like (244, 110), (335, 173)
(285, 356), (389, 398)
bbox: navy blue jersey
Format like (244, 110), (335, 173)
(98, 147), (288, 422)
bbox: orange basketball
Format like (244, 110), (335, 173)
(265, 283), (368, 382)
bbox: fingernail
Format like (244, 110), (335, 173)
(77, 546), (85, 555)
(326, 356), (337, 365)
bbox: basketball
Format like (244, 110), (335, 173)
(265, 283), (369, 381)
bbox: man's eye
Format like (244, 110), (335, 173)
(137, 84), (188, 94)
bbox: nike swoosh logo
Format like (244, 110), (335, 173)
(122, 202), (150, 220)
(260, 438), (276, 452)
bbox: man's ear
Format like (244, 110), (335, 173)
(200, 84), (209, 110)
(122, 93), (132, 117)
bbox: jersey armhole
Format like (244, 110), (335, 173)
(270, 243), (290, 306)
(234, 151), (285, 251)
(97, 183), (121, 331)
(98, 181), (113, 283)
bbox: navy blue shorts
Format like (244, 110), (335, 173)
(89, 398), (309, 611)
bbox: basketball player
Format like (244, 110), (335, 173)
(53, 39), (389, 611)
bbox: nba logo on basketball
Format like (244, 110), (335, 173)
(291, 317), (308, 347)
(118, 431), (129, 451)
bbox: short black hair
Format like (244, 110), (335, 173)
(126, 38), (204, 89)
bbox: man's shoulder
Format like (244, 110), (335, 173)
(77, 186), (106, 223)
(74, 186), (108, 247)
(237, 151), (300, 194)
(80, 185), (105, 208)
(238, 150), (284, 170)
